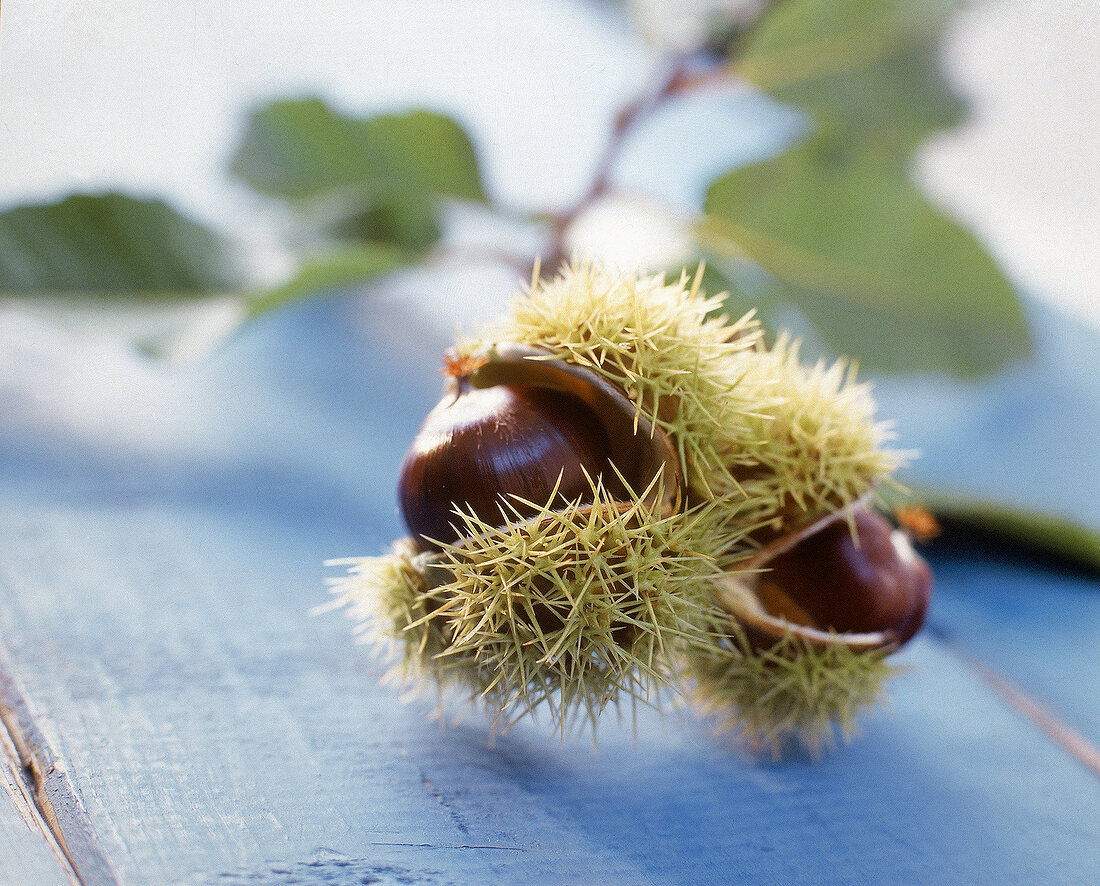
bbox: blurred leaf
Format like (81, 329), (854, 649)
(230, 99), (485, 250)
(880, 487), (1100, 578)
(0, 193), (247, 296)
(701, 137), (1031, 376)
(327, 202), (441, 253)
(735, 0), (964, 157)
(0, 191), (415, 356)
(247, 242), (411, 317)
(697, 0), (1030, 376)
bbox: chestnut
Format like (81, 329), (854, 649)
(684, 503), (932, 756)
(398, 382), (613, 547)
(715, 503), (932, 652)
(761, 507), (931, 644)
(396, 343), (681, 550)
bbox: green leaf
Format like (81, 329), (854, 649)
(246, 242), (411, 317)
(701, 138), (1032, 376)
(326, 202), (442, 253)
(230, 99), (485, 250)
(735, 0), (965, 159)
(0, 193), (247, 296)
(693, 0), (1032, 376)
(880, 487), (1100, 578)
(0, 191), (415, 357)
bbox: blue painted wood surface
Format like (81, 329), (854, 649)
(1, 292), (1099, 884)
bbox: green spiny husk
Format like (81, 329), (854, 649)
(683, 623), (896, 758)
(326, 540), (482, 701)
(332, 263), (916, 751)
(472, 263), (775, 499)
(421, 474), (739, 736)
(721, 334), (904, 533)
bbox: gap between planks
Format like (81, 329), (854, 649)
(1, 702), (79, 885)
(929, 624), (1100, 780)
(0, 666), (120, 886)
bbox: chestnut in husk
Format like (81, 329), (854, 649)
(398, 381), (612, 548)
(717, 504), (932, 652)
(396, 343), (681, 549)
(330, 264), (932, 750)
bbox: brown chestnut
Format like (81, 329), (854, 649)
(717, 504), (932, 651)
(398, 381), (613, 547)
(397, 344), (682, 550)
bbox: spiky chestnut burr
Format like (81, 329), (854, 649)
(343, 337), (720, 735)
(719, 334), (903, 530)
(329, 263), (932, 749)
(329, 480), (737, 738)
(474, 263), (767, 497)
(419, 479), (733, 736)
(683, 504), (932, 756)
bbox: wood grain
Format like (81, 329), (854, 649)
(930, 557), (1100, 734)
(0, 491), (1097, 883)
(1, 667), (118, 886)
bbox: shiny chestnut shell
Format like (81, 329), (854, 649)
(717, 504), (932, 651)
(397, 344), (682, 549)
(399, 382), (612, 546)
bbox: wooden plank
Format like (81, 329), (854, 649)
(928, 555), (1100, 748)
(1, 297), (1099, 884)
(0, 666), (118, 886)
(0, 503), (654, 884)
(1, 497), (1098, 885)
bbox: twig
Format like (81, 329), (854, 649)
(538, 52), (735, 277)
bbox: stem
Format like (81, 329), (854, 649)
(539, 52), (734, 278)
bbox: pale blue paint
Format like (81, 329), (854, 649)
(1, 292), (1098, 884)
